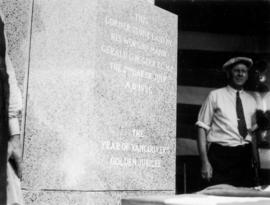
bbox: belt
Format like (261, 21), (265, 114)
(210, 143), (252, 156)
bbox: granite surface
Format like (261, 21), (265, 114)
(22, 0), (177, 202)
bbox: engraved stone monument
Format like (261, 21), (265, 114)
(22, 0), (178, 204)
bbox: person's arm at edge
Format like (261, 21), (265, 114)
(1, 11), (23, 179)
(7, 54), (23, 179)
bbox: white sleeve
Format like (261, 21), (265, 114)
(1, 11), (23, 136)
(195, 92), (215, 131)
(7, 55), (22, 136)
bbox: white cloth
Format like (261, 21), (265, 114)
(196, 86), (257, 147)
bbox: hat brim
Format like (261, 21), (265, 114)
(223, 57), (253, 71)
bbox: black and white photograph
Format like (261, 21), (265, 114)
(1, 0), (270, 204)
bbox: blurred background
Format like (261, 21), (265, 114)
(156, 0), (270, 194)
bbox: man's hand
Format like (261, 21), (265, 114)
(8, 134), (23, 180)
(201, 160), (212, 181)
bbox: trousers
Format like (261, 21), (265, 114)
(208, 142), (255, 187)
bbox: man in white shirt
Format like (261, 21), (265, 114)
(196, 57), (257, 187)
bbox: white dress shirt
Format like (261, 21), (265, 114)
(196, 86), (257, 146)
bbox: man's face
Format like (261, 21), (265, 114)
(228, 63), (249, 89)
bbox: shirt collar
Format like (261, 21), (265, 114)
(226, 85), (244, 95)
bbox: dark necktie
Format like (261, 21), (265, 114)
(236, 91), (248, 138)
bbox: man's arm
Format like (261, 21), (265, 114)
(5, 38), (23, 180)
(196, 91), (215, 181)
(197, 127), (212, 181)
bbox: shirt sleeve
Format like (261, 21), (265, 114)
(196, 92), (215, 131)
(1, 13), (23, 136)
(7, 55), (22, 136)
